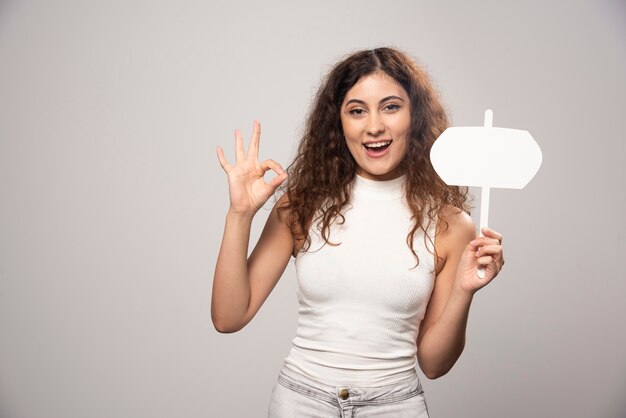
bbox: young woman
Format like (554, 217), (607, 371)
(213, 47), (505, 417)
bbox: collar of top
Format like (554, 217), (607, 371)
(352, 173), (406, 200)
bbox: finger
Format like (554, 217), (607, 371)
(476, 255), (494, 266)
(260, 159), (287, 189)
(247, 120), (260, 161)
(270, 171), (288, 188)
(470, 237), (500, 247)
(481, 227), (503, 243)
(259, 159), (285, 176)
(475, 244), (503, 258)
(216, 146), (232, 172)
(234, 129), (245, 163)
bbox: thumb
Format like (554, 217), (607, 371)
(269, 171), (288, 189)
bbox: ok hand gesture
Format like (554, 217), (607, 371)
(216, 121), (288, 216)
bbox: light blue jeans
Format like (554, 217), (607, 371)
(268, 365), (430, 417)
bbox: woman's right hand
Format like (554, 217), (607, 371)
(216, 120), (288, 217)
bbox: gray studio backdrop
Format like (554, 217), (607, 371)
(1, 0), (625, 417)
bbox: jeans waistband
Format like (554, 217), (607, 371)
(277, 364), (423, 407)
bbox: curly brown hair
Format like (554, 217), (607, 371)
(276, 47), (471, 269)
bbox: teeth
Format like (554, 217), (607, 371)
(364, 141), (391, 148)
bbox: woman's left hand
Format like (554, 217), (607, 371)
(455, 226), (505, 295)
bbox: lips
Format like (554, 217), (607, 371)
(363, 139), (392, 147)
(363, 140), (392, 158)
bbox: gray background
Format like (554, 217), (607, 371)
(1, 0), (625, 417)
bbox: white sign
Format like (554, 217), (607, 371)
(430, 109), (542, 277)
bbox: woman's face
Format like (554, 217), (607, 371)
(340, 71), (411, 181)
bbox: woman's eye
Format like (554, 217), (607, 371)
(384, 103), (400, 111)
(349, 108), (365, 115)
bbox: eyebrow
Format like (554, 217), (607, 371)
(344, 95), (406, 107)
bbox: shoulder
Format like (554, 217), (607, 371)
(272, 192), (305, 257)
(437, 205), (475, 238)
(434, 205), (476, 271)
(273, 191), (290, 217)
(271, 192), (295, 232)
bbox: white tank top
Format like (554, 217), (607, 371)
(282, 172), (437, 386)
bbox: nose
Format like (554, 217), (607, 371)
(366, 112), (385, 136)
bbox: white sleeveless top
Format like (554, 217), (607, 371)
(282, 173), (437, 386)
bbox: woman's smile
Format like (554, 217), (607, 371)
(363, 139), (393, 157)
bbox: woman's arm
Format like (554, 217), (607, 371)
(211, 121), (292, 333)
(212, 194), (294, 333)
(416, 207), (504, 379)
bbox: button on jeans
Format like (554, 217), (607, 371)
(267, 365), (430, 418)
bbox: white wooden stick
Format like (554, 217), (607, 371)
(477, 109), (493, 279)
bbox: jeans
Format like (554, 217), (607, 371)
(267, 365), (430, 418)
